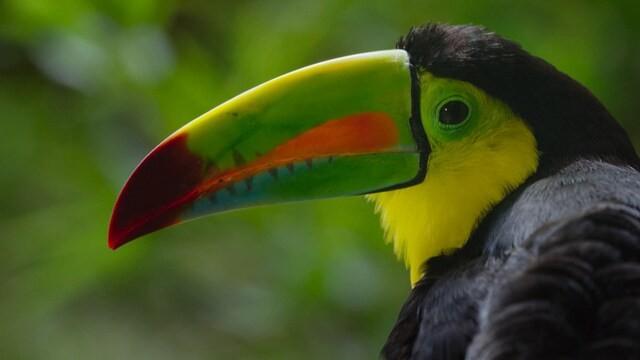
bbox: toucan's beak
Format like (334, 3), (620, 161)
(109, 50), (426, 249)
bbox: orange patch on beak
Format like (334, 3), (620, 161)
(197, 112), (399, 194)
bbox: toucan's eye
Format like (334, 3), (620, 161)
(438, 100), (470, 127)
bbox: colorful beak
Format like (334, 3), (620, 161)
(109, 50), (426, 249)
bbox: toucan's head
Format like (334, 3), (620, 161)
(109, 24), (638, 284)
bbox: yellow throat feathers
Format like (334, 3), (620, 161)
(368, 82), (538, 285)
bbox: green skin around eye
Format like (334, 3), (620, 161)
(420, 74), (482, 143)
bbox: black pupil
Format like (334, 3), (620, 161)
(439, 100), (469, 125)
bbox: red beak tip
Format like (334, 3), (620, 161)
(108, 239), (120, 250)
(107, 230), (126, 250)
(106, 133), (203, 252)
(107, 218), (135, 250)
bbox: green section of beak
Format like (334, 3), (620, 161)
(109, 50), (424, 249)
(184, 50), (416, 167)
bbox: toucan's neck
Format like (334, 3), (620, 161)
(368, 117), (538, 285)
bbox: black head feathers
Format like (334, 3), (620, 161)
(397, 23), (639, 173)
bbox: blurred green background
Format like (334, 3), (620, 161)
(1, 0), (639, 358)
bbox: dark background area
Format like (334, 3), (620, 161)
(1, 1), (639, 358)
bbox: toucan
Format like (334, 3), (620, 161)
(108, 24), (640, 359)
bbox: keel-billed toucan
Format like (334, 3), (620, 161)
(109, 24), (640, 359)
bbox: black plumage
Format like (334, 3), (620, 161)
(382, 24), (640, 359)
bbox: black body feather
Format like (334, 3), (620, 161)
(382, 24), (640, 360)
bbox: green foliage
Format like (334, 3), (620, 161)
(1, 1), (638, 358)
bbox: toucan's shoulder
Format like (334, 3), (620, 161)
(482, 159), (640, 254)
(530, 159), (640, 196)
